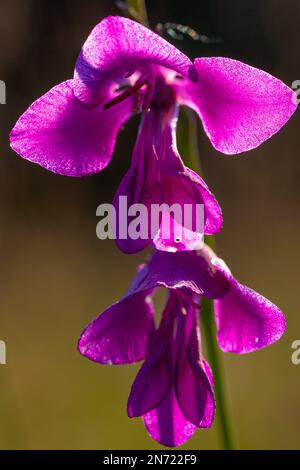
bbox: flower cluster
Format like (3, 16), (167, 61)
(10, 16), (297, 446)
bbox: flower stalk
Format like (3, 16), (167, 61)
(201, 296), (234, 450)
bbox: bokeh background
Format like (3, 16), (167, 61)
(0, 0), (299, 450)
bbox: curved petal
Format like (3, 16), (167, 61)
(74, 16), (194, 105)
(127, 292), (178, 418)
(142, 388), (197, 447)
(10, 80), (132, 176)
(127, 313), (174, 417)
(113, 111), (160, 254)
(127, 344), (169, 418)
(78, 290), (155, 364)
(214, 276), (286, 354)
(153, 166), (222, 250)
(113, 109), (222, 253)
(127, 248), (230, 300)
(176, 57), (297, 154)
(175, 303), (215, 428)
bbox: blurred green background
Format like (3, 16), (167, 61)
(0, 0), (299, 450)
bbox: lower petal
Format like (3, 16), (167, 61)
(153, 167), (222, 252)
(142, 388), (197, 447)
(113, 108), (222, 254)
(127, 332), (170, 418)
(175, 308), (215, 428)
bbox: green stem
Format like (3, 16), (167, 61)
(202, 296), (234, 450)
(177, 107), (202, 173)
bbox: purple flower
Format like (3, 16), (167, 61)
(78, 245), (285, 446)
(10, 16), (296, 252)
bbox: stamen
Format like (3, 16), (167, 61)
(104, 75), (148, 110)
(141, 74), (155, 112)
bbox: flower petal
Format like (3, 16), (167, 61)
(175, 303), (215, 428)
(152, 166), (222, 253)
(127, 305), (174, 417)
(113, 111), (160, 254)
(127, 343), (169, 418)
(113, 109), (222, 253)
(126, 248), (230, 300)
(214, 276), (286, 353)
(142, 388), (197, 447)
(10, 80), (132, 176)
(176, 57), (297, 154)
(74, 16), (194, 105)
(128, 291), (184, 418)
(78, 290), (155, 364)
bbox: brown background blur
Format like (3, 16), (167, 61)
(0, 0), (299, 450)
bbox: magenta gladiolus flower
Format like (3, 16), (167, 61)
(78, 245), (286, 446)
(10, 16), (296, 252)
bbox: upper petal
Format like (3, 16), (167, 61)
(74, 16), (194, 105)
(127, 248), (230, 300)
(10, 80), (132, 176)
(214, 275), (286, 354)
(176, 57), (297, 154)
(78, 290), (155, 364)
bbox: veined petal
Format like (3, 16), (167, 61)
(10, 80), (132, 176)
(113, 112), (160, 254)
(127, 297), (175, 417)
(176, 57), (297, 154)
(142, 388), (197, 447)
(74, 16), (194, 105)
(127, 248), (230, 300)
(214, 276), (286, 354)
(78, 290), (155, 364)
(175, 299), (215, 428)
(132, 290), (214, 446)
(113, 109), (222, 253)
(152, 166), (222, 252)
(127, 342), (169, 418)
